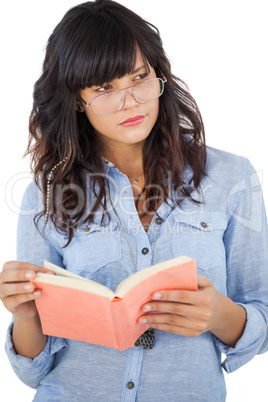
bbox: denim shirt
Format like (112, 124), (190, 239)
(5, 147), (268, 402)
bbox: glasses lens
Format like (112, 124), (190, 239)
(134, 78), (163, 103)
(91, 78), (165, 115)
(91, 91), (122, 115)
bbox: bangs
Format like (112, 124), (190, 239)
(62, 13), (149, 90)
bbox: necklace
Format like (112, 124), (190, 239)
(126, 172), (143, 184)
(107, 190), (159, 350)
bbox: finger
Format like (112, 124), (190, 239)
(139, 312), (201, 331)
(147, 322), (201, 337)
(0, 281), (37, 298)
(2, 261), (53, 274)
(3, 291), (41, 311)
(0, 269), (36, 284)
(0, 269), (53, 285)
(0, 266), (54, 284)
(139, 313), (208, 335)
(151, 289), (199, 305)
(141, 301), (201, 319)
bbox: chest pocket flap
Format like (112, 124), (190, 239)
(63, 221), (121, 276)
(171, 210), (228, 271)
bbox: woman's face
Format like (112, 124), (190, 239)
(80, 51), (159, 152)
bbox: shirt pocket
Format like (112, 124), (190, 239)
(171, 210), (228, 284)
(62, 221), (121, 276)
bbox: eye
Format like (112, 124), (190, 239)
(134, 73), (149, 81)
(96, 84), (113, 93)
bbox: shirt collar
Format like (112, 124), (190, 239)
(102, 157), (115, 168)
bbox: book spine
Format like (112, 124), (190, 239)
(111, 298), (133, 351)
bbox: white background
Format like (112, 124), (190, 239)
(0, 1), (267, 401)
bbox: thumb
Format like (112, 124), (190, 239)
(197, 274), (212, 289)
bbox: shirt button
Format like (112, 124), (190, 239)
(127, 381), (134, 389)
(201, 222), (208, 228)
(142, 247), (149, 255)
(135, 339), (140, 346)
(155, 217), (163, 225)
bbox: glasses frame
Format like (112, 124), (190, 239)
(81, 77), (167, 116)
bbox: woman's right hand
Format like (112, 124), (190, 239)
(0, 261), (53, 320)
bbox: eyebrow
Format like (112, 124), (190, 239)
(131, 65), (146, 74)
(91, 65), (149, 89)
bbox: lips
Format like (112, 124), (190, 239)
(120, 115), (145, 127)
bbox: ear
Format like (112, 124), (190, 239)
(76, 96), (85, 112)
(76, 105), (85, 112)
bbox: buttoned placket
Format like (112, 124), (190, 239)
(118, 202), (171, 401)
(106, 171), (145, 401)
(107, 164), (173, 401)
(113, 173), (172, 401)
(106, 168), (153, 400)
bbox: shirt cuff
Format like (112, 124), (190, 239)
(213, 303), (267, 373)
(5, 321), (67, 386)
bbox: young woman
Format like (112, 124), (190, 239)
(1, 1), (268, 400)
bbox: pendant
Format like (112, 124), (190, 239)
(133, 178), (139, 184)
(140, 328), (155, 349)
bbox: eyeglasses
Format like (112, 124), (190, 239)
(81, 77), (167, 116)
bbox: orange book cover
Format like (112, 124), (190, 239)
(32, 256), (197, 351)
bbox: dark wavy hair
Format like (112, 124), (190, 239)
(27, 0), (206, 245)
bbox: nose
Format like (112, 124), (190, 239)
(120, 89), (139, 110)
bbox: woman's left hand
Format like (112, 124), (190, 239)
(139, 275), (246, 346)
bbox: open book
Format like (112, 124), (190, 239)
(32, 256), (197, 351)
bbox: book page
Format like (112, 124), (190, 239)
(34, 262), (116, 299)
(115, 256), (193, 297)
(34, 273), (115, 299)
(44, 260), (90, 281)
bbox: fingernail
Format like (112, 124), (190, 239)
(142, 305), (152, 312)
(139, 317), (148, 324)
(24, 283), (34, 291)
(25, 271), (34, 280)
(33, 290), (41, 297)
(152, 293), (162, 300)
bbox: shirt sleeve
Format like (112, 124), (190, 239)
(5, 182), (67, 388)
(5, 320), (67, 389)
(214, 158), (268, 373)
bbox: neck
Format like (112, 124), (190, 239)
(102, 143), (144, 178)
